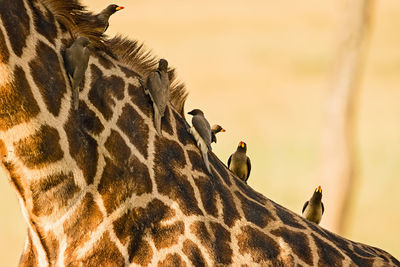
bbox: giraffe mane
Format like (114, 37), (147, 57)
(39, 0), (188, 116)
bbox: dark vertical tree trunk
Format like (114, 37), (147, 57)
(320, 0), (375, 234)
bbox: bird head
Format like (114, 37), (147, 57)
(188, 109), (204, 116)
(106, 4), (124, 14)
(315, 185), (322, 194)
(311, 185), (323, 202)
(237, 141), (247, 152)
(211, 124), (226, 134)
(158, 59), (168, 72)
(76, 37), (91, 47)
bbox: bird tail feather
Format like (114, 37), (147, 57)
(201, 148), (211, 173)
(154, 104), (162, 135)
(71, 80), (79, 110)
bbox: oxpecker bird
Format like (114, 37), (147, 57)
(93, 4), (124, 34)
(228, 141), (251, 183)
(211, 124), (226, 143)
(144, 59), (170, 135)
(64, 37), (91, 110)
(188, 109), (212, 173)
(302, 186), (324, 224)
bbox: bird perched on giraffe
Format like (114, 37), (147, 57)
(302, 186), (324, 224)
(211, 124), (226, 143)
(142, 59), (170, 135)
(90, 4), (124, 34)
(228, 141), (251, 183)
(188, 109), (212, 173)
(64, 36), (91, 110)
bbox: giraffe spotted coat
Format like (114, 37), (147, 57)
(0, 0), (399, 266)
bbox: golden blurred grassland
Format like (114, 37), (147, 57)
(1, 0), (399, 265)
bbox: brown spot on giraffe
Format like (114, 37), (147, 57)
(64, 112), (98, 185)
(193, 176), (218, 218)
(117, 104), (149, 159)
(14, 125), (64, 169)
(119, 65), (140, 78)
(77, 102), (105, 135)
(130, 240), (152, 266)
(209, 155), (232, 186)
(187, 150), (204, 172)
(113, 199), (180, 265)
(193, 175), (241, 227)
(0, 27), (9, 63)
(66, 232), (125, 266)
(128, 83), (152, 117)
(233, 175), (267, 205)
(98, 156), (152, 214)
(152, 221), (184, 250)
(28, 1), (57, 44)
(29, 41), (66, 116)
(92, 52), (116, 69)
(182, 240), (206, 267)
(158, 253), (187, 267)
(311, 233), (345, 267)
(274, 203), (307, 230)
(154, 138), (203, 216)
(191, 221), (232, 265)
(64, 193), (103, 260)
(30, 172), (80, 217)
(0, 0), (30, 57)
(89, 64), (125, 120)
(0, 66), (40, 131)
(271, 227), (313, 265)
(193, 170), (240, 227)
(104, 129), (131, 164)
(18, 232), (38, 266)
(236, 191), (274, 228)
(172, 110), (193, 146)
(237, 226), (280, 264)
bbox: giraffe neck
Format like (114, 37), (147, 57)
(1, 0), (399, 266)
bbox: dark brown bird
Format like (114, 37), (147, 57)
(64, 37), (91, 110)
(144, 59), (170, 135)
(228, 141), (251, 183)
(302, 186), (324, 224)
(211, 124), (226, 143)
(188, 109), (212, 173)
(92, 4), (124, 34)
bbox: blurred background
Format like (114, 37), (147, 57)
(1, 0), (399, 265)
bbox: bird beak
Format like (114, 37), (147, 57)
(239, 141), (244, 148)
(316, 186), (322, 193)
(221, 129), (226, 132)
(116, 6), (124, 11)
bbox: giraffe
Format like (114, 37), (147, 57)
(0, 0), (399, 266)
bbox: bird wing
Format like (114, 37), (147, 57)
(211, 132), (217, 143)
(302, 201), (309, 214)
(64, 48), (75, 76)
(192, 115), (212, 149)
(321, 202), (324, 214)
(104, 22), (109, 33)
(147, 71), (169, 114)
(227, 155), (232, 168)
(245, 156), (251, 181)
